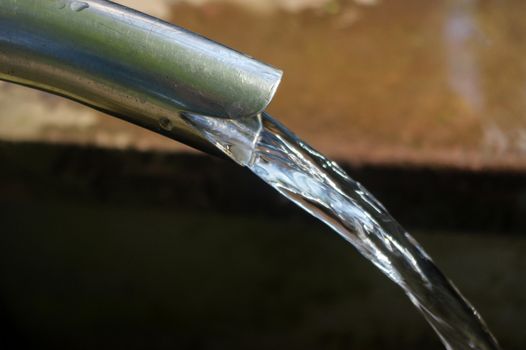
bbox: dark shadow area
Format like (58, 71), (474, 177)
(1, 142), (525, 349)
(1, 142), (525, 234)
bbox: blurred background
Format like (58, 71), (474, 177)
(1, 0), (526, 349)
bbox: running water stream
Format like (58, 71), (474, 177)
(182, 112), (501, 350)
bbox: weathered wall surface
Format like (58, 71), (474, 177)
(2, 0), (526, 170)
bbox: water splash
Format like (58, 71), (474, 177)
(70, 1), (89, 12)
(182, 112), (501, 350)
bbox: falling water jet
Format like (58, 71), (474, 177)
(183, 111), (501, 350)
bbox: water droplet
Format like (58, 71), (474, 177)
(159, 117), (173, 131)
(70, 1), (89, 12)
(55, 0), (66, 9)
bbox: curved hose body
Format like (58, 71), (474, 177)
(0, 0), (282, 152)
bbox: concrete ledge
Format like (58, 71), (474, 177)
(2, 0), (526, 170)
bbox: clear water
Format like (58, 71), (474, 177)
(182, 112), (501, 350)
